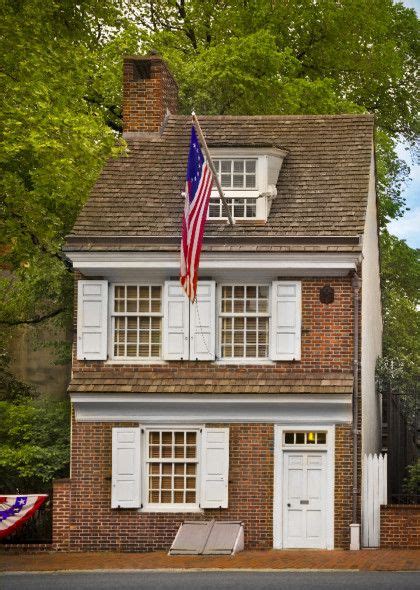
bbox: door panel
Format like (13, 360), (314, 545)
(283, 451), (327, 548)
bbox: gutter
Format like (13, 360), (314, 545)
(351, 271), (361, 549)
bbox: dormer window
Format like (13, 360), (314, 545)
(208, 147), (287, 221)
(215, 159), (257, 189)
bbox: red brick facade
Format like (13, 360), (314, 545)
(123, 55), (178, 133)
(380, 505), (420, 549)
(72, 276), (354, 377)
(53, 420), (354, 552)
(52, 479), (71, 551)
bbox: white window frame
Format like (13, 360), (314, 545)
(209, 154), (267, 220)
(213, 157), (258, 190)
(141, 425), (203, 513)
(217, 282), (271, 363)
(109, 283), (163, 362)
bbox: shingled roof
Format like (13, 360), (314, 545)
(65, 114), (374, 251)
(68, 367), (353, 395)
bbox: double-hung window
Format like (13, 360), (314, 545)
(209, 158), (258, 219)
(146, 429), (198, 508)
(112, 285), (162, 359)
(219, 285), (270, 360)
(111, 426), (230, 511)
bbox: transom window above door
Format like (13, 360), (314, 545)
(283, 431), (327, 445)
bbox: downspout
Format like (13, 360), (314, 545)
(351, 271), (361, 548)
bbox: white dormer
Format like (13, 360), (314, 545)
(208, 147), (287, 221)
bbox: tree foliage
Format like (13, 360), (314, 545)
(0, 0), (418, 490)
(0, 351), (70, 492)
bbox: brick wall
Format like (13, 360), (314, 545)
(380, 505), (420, 549)
(123, 55), (178, 133)
(334, 425), (354, 548)
(53, 420), (353, 551)
(52, 479), (71, 551)
(72, 276), (354, 377)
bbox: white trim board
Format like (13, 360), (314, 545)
(71, 393), (352, 424)
(273, 424), (335, 550)
(66, 251), (359, 275)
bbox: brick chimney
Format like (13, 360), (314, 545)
(123, 54), (178, 134)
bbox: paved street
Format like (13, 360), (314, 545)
(2, 571), (420, 590)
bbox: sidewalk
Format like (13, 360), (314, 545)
(1, 549), (419, 573)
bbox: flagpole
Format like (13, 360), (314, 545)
(192, 112), (235, 226)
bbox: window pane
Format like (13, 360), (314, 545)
(127, 285), (137, 299)
(232, 174), (243, 188)
(245, 174), (256, 188)
(246, 298), (257, 313)
(114, 299), (125, 313)
(285, 432), (294, 444)
(221, 174), (231, 187)
(127, 299), (137, 312)
(221, 160), (231, 173)
(296, 432), (305, 444)
(246, 201), (257, 217)
(317, 432), (327, 444)
(233, 160), (244, 173)
(246, 160), (256, 173)
(233, 201), (245, 217)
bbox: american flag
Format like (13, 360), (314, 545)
(0, 495), (48, 539)
(180, 125), (213, 301)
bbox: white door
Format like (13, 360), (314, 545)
(283, 451), (327, 548)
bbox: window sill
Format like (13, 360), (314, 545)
(139, 506), (203, 514)
(215, 359), (276, 366)
(106, 359), (167, 365)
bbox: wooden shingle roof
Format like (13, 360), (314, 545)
(68, 368), (353, 395)
(66, 114), (374, 251)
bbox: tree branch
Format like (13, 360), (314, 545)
(8, 210), (73, 272)
(0, 307), (66, 326)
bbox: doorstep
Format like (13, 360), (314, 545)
(1, 549), (420, 573)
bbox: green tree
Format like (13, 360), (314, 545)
(0, 351), (70, 492)
(0, 0), (418, 493)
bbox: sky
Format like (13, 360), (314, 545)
(386, 0), (419, 248)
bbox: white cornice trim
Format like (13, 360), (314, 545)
(71, 393), (352, 424)
(66, 251), (359, 273)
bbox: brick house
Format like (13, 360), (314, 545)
(56, 54), (382, 552)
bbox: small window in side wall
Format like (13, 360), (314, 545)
(111, 284), (163, 360)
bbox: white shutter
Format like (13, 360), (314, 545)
(271, 281), (301, 360)
(77, 280), (108, 360)
(190, 281), (216, 361)
(111, 427), (141, 509)
(200, 428), (229, 509)
(163, 281), (190, 360)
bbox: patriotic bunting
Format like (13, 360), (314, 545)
(0, 495), (48, 539)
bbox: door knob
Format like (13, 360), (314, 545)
(287, 503), (291, 507)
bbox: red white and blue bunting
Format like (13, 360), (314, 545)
(0, 495), (48, 539)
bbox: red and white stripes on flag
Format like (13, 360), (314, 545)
(180, 125), (213, 301)
(0, 495), (48, 539)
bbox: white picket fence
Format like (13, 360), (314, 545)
(362, 453), (387, 547)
